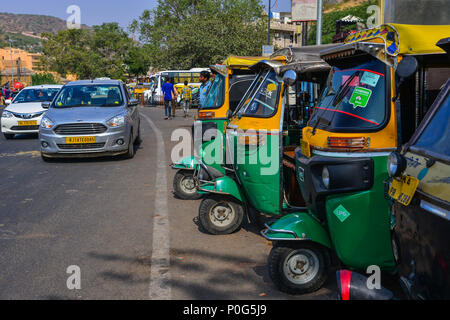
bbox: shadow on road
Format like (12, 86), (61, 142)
(86, 248), (337, 300)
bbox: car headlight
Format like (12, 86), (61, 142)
(322, 166), (330, 189)
(41, 117), (54, 129)
(2, 110), (14, 118)
(107, 114), (127, 127)
(387, 152), (406, 177)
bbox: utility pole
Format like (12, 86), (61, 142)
(316, 0), (323, 45)
(8, 38), (14, 88)
(268, 0), (271, 45)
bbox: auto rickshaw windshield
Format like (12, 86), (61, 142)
(201, 73), (225, 109)
(237, 69), (281, 117)
(233, 69), (267, 115)
(309, 57), (388, 131)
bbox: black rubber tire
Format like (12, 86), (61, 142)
(198, 195), (244, 235)
(135, 123), (143, 145)
(4, 133), (14, 140)
(41, 153), (52, 162)
(173, 170), (202, 200)
(124, 134), (135, 159)
(248, 207), (270, 230)
(268, 242), (328, 295)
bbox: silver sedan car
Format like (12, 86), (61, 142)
(39, 80), (141, 160)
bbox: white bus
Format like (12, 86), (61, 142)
(145, 68), (209, 105)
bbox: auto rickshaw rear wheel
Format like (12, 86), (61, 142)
(198, 195), (244, 235)
(269, 242), (328, 295)
(248, 207), (270, 230)
(173, 170), (202, 200)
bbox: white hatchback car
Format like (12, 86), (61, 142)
(1, 85), (62, 139)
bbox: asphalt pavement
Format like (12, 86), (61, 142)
(0, 106), (338, 300)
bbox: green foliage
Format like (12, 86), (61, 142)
(40, 23), (150, 80)
(0, 30), (42, 53)
(31, 72), (59, 85)
(130, 0), (267, 70)
(308, 0), (379, 45)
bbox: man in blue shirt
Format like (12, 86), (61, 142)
(199, 71), (212, 109)
(162, 78), (176, 120)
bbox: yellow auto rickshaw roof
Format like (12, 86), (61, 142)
(222, 56), (268, 68)
(345, 24), (450, 56)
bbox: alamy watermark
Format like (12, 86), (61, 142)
(66, 5), (81, 29)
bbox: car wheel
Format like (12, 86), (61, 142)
(41, 153), (52, 162)
(4, 133), (14, 140)
(198, 195), (244, 235)
(135, 123), (143, 145)
(124, 134), (135, 159)
(173, 170), (202, 200)
(269, 242), (328, 295)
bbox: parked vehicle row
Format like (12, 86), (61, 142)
(1, 79), (142, 160)
(177, 23), (450, 300)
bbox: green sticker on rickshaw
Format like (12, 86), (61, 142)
(349, 87), (372, 109)
(333, 205), (351, 223)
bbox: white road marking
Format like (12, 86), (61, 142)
(140, 112), (171, 300)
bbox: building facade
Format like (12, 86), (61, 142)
(0, 47), (42, 86)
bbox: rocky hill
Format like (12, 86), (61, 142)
(0, 12), (90, 52)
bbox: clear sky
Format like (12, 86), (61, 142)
(3, 0), (291, 29)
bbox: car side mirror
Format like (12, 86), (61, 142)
(283, 70), (297, 86)
(128, 99), (139, 107)
(41, 102), (51, 109)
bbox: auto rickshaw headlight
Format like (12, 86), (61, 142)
(387, 152), (406, 177)
(322, 166), (330, 189)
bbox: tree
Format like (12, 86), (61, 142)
(130, 0), (267, 70)
(307, 0), (379, 45)
(31, 72), (59, 85)
(40, 23), (150, 80)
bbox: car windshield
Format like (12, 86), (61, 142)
(201, 74), (225, 109)
(12, 88), (60, 104)
(53, 85), (124, 108)
(413, 91), (450, 158)
(237, 69), (281, 117)
(309, 58), (387, 131)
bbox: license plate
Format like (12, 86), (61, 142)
(66, 137), (96, 144)
(300, 140), (311, 158)
(388, 175), (419, 206)
(18, 121), (37, 126)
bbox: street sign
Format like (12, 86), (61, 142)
(262, 45), (274, 57)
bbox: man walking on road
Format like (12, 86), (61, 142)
(180, 81), (192, 118)
(199, 71), (212, 109)
(162, 78), (176, 120)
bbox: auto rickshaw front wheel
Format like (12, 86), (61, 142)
(198, 195), (244, 235)
(173, 170), (202, 200)
(269, 242), (328, 295)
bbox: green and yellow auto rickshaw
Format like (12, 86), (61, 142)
(194, 46), (335, 235)
(262, 24), (450, 294)
(171, 56), (265, 200)
(336, 37), (450, 300)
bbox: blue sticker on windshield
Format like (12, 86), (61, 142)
(361, 72), (381, 87)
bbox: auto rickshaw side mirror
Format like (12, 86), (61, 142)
(395, 56), (418, 90)
(283, 70), (297, 86)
